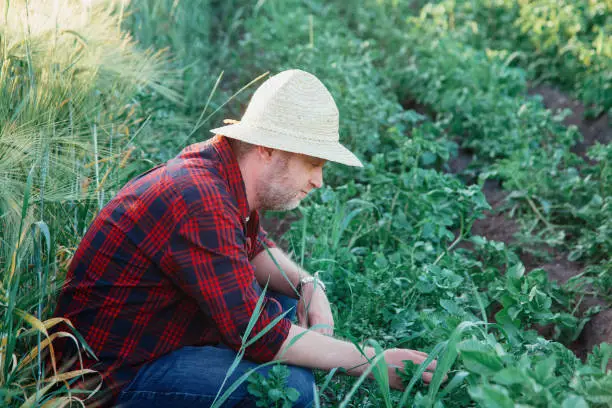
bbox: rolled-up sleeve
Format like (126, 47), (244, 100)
(165, 187), (290, 362)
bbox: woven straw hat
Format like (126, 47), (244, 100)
(210, 69), (363, 167)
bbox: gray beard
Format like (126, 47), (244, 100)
(258, 183), (301, 211)
(256, 156), (302, 211)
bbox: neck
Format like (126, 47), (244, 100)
(236, 155), (260, 213)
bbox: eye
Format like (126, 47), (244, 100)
(309, 159), (325, 168)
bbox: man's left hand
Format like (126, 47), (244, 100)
(297, 284), (334, 336)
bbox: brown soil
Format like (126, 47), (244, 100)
(528, 85), (612, 157)
(575, 309), (612, 364)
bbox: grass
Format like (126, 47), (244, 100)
(0, 0), (176, 405)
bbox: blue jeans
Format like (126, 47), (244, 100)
(116, 293), (314, 407)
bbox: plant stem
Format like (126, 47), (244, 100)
(434, 214), (464, 266)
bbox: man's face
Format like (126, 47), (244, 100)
(257, 151), (326, 211)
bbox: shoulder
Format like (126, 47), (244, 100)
(166, 145), (239, 217)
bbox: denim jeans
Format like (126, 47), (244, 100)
(116, 293), (314, 408)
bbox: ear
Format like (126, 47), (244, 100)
(255, 145), (275, 162)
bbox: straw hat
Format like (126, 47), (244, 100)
(210, 69), (363, 167)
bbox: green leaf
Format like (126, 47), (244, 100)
(440, 299), (461, 315)
(495, 308), (522, 345)
(507, 263), (525, 279)
(268, 388), (283, 401)
(247, 384), (263, 398)
(366, 339), (392, 408)
(469, 384), (514, 408)
(533, 356), (556, 383)
(457, 339), (505, 376)
(492, 367), (523, 386)
(438, 370), (470, 398)
(562, 395), (588, 408)
(285, 388), (300, 402)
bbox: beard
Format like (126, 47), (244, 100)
(256, 155), (303, 211)
(258, 183), (302, 211)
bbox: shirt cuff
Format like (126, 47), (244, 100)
(243, 312), (291, 363)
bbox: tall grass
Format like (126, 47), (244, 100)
(0, 0), (175, 405)
(0, 0), (176, 212)
(125, 0), (237, 161)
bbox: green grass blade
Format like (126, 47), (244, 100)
(426, 321), (478, 407)
(210, 360), (278, 408)
(398, 342), (445, 408)
(338, 353), (386, 408)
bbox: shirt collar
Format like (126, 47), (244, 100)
(211, 135), (251, 223)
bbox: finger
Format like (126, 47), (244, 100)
(297, 310), (307, 327)
(422, 371), (434, 384)
(425, 359), (438, 371)
(407, 351), (437, 371)
(404, 351), (427, 365)
(389, 376), (404, 391)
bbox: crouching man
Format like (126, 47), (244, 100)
(52, 69), (439, 407)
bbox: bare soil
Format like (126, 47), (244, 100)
(528, 85), (612, 157)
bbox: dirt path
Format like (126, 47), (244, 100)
(528, 85), (612, 156)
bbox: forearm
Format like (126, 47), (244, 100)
(251, 248), (309, 298)
(274, 324), (375, 376)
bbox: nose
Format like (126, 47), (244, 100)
(309, 166), (323, 189)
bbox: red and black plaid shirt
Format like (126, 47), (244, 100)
(52, 135), (290, 405)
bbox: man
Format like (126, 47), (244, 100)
(53, 69), (438, 407)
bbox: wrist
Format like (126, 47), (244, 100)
(296, 272), (327, 297)
(346, 346), (377, 377)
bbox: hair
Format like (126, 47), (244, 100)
(227, 137), (257, 160)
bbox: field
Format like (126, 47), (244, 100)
(1, 0), (610, 406)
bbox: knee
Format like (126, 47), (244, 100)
(287, 366), (315, 407)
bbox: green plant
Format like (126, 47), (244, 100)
(491, 264), (583, 343)
(247, 364), (301, 408)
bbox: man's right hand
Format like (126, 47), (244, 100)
(383, 348), (439, 390)
(275, 326), (445, 392)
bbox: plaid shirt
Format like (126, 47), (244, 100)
(52, 135), (290, 405)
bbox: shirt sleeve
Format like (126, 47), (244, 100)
(165, 183), (290, 362)
(251, 219), (277, 259)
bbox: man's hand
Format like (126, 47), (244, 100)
(384, 348), (441, 390)
(297, 283), (334, 336)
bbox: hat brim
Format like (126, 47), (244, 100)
(210, 123), (364, 167)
